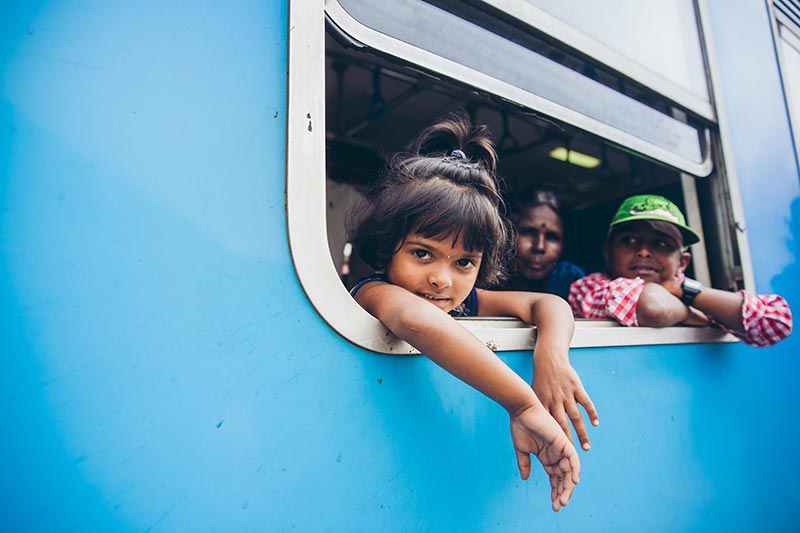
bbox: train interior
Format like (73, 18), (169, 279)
(323, 24), (733, 292)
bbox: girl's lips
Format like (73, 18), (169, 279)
(417, 292), (451, 307)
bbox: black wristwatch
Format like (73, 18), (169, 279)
(680, 277), (704, 307)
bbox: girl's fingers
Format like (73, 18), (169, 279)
(549, 406), (574, 444)
(569, 450), (581, 484)
(515, 449), (532, 480)
(551, 473), (574, 511)
(566, 402), (590, 450)
(576, 389), (600, 426)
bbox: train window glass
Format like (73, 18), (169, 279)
(326, 0), (712, 177)
(288, 1), (743, 353)
(514, 0), (709, 104)
(776, 20), (800, 167)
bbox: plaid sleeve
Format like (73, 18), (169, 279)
(569, 273), (645, 326)
(717, 291), (793, 347)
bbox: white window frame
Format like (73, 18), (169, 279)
(287, 0), (744, 353)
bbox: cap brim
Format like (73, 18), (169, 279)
(608, 218), (701, 246)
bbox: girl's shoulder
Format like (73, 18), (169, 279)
(349, 275), (387, 297)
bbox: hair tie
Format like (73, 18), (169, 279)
(450, 149), (467, 160)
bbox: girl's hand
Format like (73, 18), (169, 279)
(509, 403), (581, 512)
(532, 347), (599, 451)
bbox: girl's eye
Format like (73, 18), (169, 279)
(412, 249), (431, 260)
(545, 232), (561, 243)
(620, 236), (638, 246)
(456, 258), (476, 269)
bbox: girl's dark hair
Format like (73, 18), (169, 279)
(351, 114), (513, 287)
(508, 189), (563, 224)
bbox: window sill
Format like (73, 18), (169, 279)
(340, 307), (738, 354)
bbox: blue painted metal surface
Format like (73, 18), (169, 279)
(1, 1), (798, 531)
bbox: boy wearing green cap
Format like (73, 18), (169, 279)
(569, 194), (792, 347)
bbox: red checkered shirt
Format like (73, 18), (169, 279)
(568, 272), (793, 347)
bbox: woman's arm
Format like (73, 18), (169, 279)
(477, 290), (599, 452)
(355, 282), (580, 511)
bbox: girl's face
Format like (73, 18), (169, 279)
(515, 205), (563, 281)
(604, 221), (690, 283)
(385, 232), (482, 313)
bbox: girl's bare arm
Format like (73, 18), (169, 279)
(355, 281), (580, 511)
(477, 290), (598, 452)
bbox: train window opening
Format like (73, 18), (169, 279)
(288, 1), (746, 351)
(323, 30), (730, 294)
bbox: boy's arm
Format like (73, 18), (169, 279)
(478, 290), (599, 452)
(636, 282), (694, 327)
(573, 274), (706, 329)
(355, 282), (580, 511)
(660, 279), (744, 332)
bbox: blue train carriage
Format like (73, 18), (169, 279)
(2, 0), (799, 530)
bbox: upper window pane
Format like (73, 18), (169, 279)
(521, 0), (710, 102)
(330, 0), (711, 176)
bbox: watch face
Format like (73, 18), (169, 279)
(683, 278), (703, 293)
(681, 278), (703, 306)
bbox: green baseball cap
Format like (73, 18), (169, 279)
(608, 194), (701, 245)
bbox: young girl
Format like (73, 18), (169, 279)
(349, 116), (598, 511)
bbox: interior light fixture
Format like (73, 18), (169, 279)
(549, 147), (601, 169)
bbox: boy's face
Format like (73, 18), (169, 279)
(515, 205), (563, 281)
(603, 221), (690, 283)
(386, 233), (482, 313)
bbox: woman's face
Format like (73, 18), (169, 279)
(515, 205), (563, 281)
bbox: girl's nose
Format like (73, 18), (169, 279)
(428, 267), (452, 289)
(635, 244), (652, 257)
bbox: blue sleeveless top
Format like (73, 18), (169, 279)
(350, 275), (479, 317)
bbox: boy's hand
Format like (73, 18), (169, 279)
(510, 403), (581, 512)
(659, 278), (684, 299)
(532, 348), (599, 451)
(681, 306), (712, 326)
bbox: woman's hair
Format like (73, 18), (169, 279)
(351, 114), (513, 287)
(508, 189), (563, 225)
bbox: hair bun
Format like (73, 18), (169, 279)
(410, 114), (498, 174)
